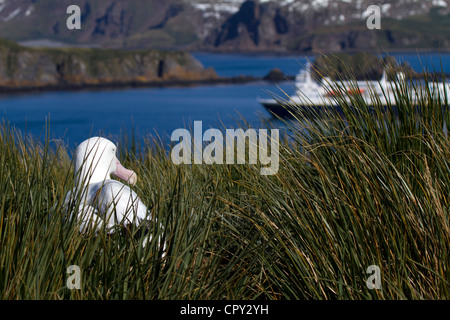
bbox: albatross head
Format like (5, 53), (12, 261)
(74, 137), (137, 186)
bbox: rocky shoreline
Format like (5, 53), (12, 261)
(1, 64), (446, 96)
(0, 74), (279, 95)
(0, 39), (221, 94)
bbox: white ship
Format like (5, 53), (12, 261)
(259, 62), (450, 117)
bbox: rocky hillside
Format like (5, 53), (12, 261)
(0, 39), (217, 91)
(0, 0), (449, 52)
(203, 0), (450, 52)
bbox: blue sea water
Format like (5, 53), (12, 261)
(193, 53), (314, 77)
(0, 52), (449, 150)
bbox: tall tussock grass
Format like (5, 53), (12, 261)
(0, 63), (449, 299)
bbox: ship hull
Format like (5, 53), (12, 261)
(259, 98), (342, 118)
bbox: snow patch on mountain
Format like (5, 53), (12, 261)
(432, 0), (448, 7)
(24, 5), (33, 17)
(2, 7), (20, 22)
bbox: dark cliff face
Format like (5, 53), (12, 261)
(213, 1), (261, 49)
(0, 39), (217, 90)
(209, 1), (293, 52)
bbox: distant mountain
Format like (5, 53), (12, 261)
(203, 0), (450, 52)
(0, 0), (449, 52)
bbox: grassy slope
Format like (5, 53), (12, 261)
(0, 70), (449, 299)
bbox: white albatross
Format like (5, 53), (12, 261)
(63, 137), (159, 245)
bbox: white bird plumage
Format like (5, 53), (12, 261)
(63, 137), (155, 239)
